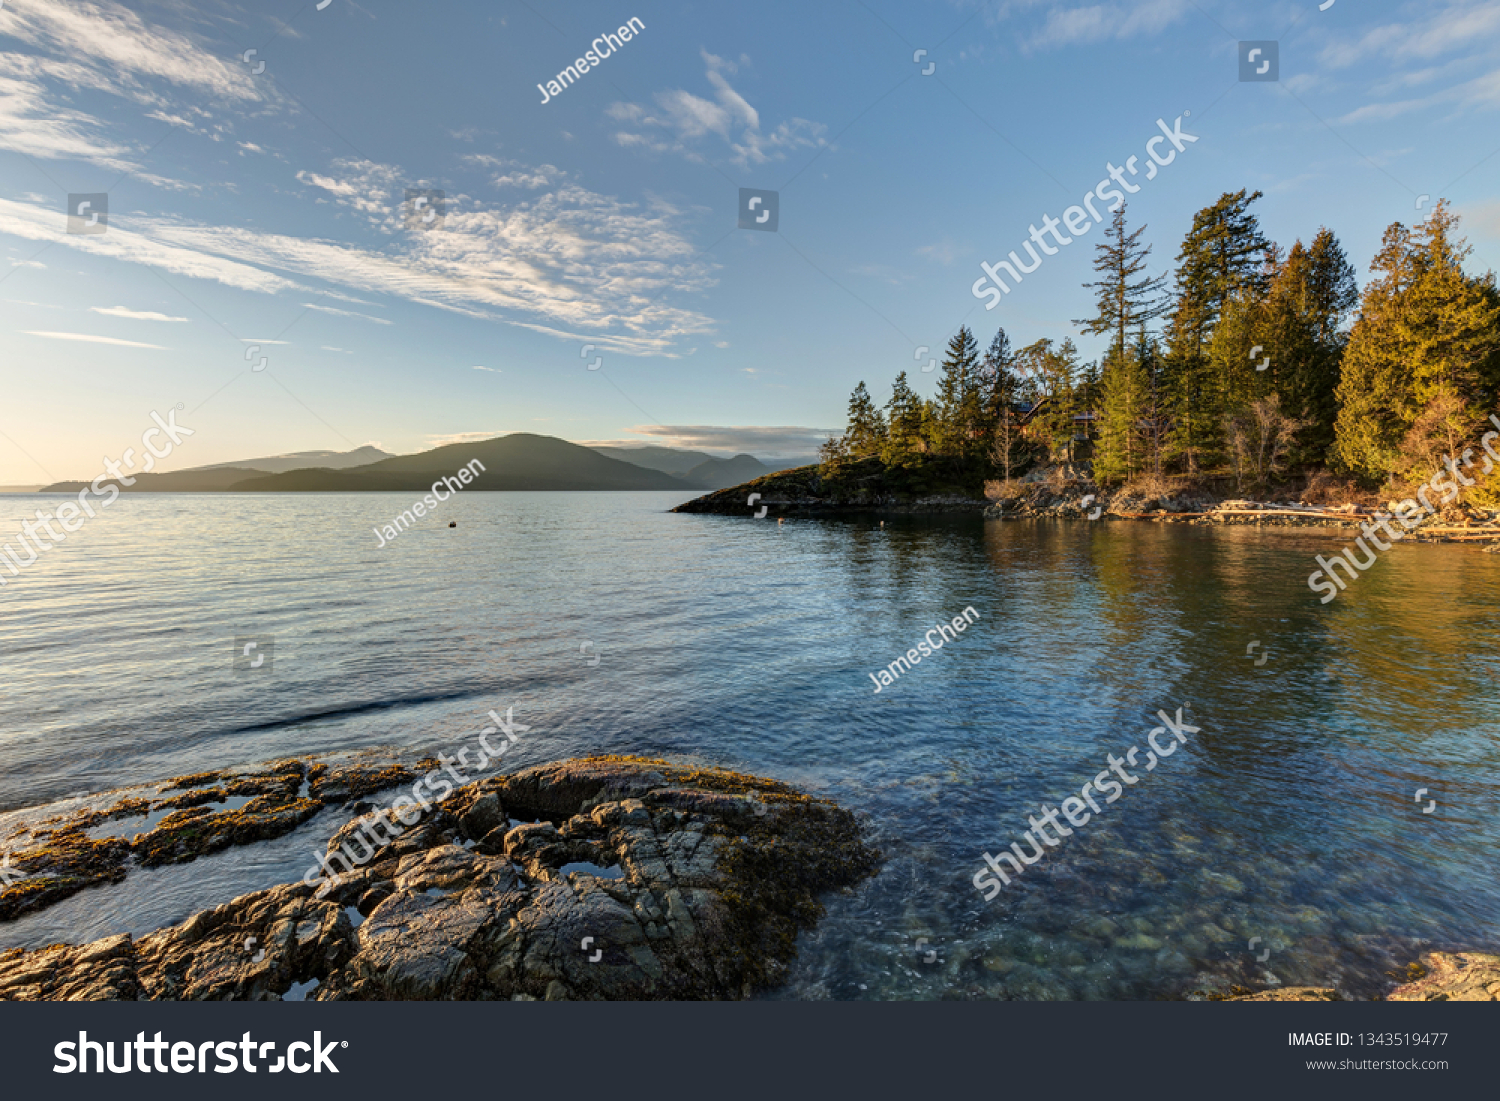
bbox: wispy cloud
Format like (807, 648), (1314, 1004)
(2, 1), (263, 101)
(620, 424), (834, 457)
(607, 50), (825, 168)
(471, 365), (501, 372)
(1334, 67), (1500, 125)
(917, 239), (965, 265)
(90, 306), (188, 321)
(0, 0), (268, 181)
(302, 301), (392, 325)
(0, 196), (301, 295)
(1320, 0), (1500, 69)
(488, 161), (563, 189)
(21, 330), (167, 348)
(424, 429), (514, 448)
(0, 159), (720, 356)
(289, 158), (721, 353)
(1319, 0), (1500, 123)
(1018, 0), (1192, 50)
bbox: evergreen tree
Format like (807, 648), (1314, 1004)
(1133, 328), (1170, 479)
(1075, 205), (1168, 366)
(817, 433), (849, 477)
(843, 381), (887, 459)
(881, 370), (926, 467)
(1334, 203), (1500, 481)
(1253, 233), (1355, 462)
(977, 328), (1018, 436)
(1074, 356), (1102, 422)
(1305, 228), (1360, 349)
(1332, 223), (1420, 480)
(1093, 340), (1150, 483)
(1203, 260), (1277, 441)
(912, 396), (936, 456)
(1400, 203), (1500, 424)
(1162, 189), (1271, 471)
(934, 326), (982, 464)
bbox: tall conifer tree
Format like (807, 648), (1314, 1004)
(1162, 189), (1271, 470)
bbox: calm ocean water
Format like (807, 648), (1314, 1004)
(2, 490), (1498, 999)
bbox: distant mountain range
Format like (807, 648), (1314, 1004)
(182, 446), (394, 475)
(34, 435), (816, 494)
(592, 446), (811, 489)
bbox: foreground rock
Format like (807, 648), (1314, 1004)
(0, 757), (880, 1001)
(1206, 952), (1500, 1002)
(0, 756), (435, 923)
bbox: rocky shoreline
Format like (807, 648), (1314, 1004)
(1212, 951), (1500, 1002)
(672, 467), (1500, 548)
(671, 464), (990, 516)
(2, 752), (1493, 1000)
(0, 755), (881, 1000)
(984, 481), (1500, 545)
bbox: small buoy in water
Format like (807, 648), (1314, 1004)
(778, 518), (784, 525)
(449, 521), (457, 528)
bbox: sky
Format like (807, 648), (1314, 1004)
(1, 0), (1498, 482)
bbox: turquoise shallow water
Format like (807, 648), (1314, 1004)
(1, 491), (1497, 998)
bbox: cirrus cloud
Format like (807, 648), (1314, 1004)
(21, 330), (167, 348)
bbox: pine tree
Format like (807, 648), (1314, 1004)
(1203, 267), (1276, 439)
(843, 381), (887, 459)
(1093, 340), (1149, 484)
(1332, 223), (1419, 480)
(881, 370), (926, 467)
(1306, 228), (1359, 349)
(977, 328), (1018, 437)
(934, 326), (982, 464)
(919, 397), (943, 457)
(1400, 203), (1500, 424)
(1133, 328), (1170, 479)
(1162, 189), (1271, 471)
(1248, 233), (1356, 463)
(1075, 205), (1168, 367)
(1334, 203), (1500, 481)
(817, 434), (849, 477)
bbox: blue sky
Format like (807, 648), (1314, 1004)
(2, 0), (1498, 482)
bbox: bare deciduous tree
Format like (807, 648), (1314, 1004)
(1223, 395), (1307, 492)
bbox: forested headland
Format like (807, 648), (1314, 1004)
(818, 194), (1500, 509)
